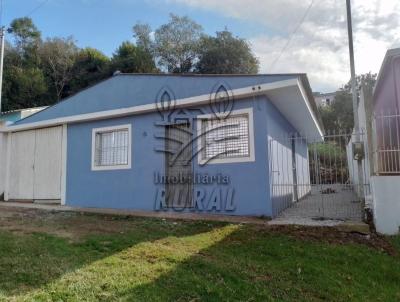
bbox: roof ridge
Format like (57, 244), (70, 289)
(112, 73), (306, 77)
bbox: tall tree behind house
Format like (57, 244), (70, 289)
(3, 15), (259, 111)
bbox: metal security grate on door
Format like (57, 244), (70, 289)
(165, 122), (193, 208)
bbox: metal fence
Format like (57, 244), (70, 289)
(269, 131), (369, 220)
(373, 113), (400, 175)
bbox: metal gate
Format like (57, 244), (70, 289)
(165, 122), (193, 208)
(269, 131), (370, 221)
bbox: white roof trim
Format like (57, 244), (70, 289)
(1, 78), (321, 135)
(297, 79), (324, 137)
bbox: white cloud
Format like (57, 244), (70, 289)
(169, 0), (400, 91)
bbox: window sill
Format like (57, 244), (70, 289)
(199, 155), (255, 166)
(91, 164), (132, 171)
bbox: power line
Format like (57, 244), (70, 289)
(269, 0), (316, 71)
(25, 0), (49, 18)
(0, 0), (49, 28)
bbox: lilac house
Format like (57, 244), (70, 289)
(358, 48), (400, 234)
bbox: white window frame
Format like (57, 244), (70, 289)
(91, 124), (132, 171)
(196, 108), (255, 165)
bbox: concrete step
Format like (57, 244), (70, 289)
(335, 222), (371, 234)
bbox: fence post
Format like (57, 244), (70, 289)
(360, 84), (374, 178)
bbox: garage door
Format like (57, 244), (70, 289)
(8, 126), (63, 201)
(8, 130), (35, 200)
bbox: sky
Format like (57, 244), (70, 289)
(2, 0), (400, 92)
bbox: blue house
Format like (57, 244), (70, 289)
(0, 74), (323, 218)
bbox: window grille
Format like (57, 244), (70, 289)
(201, 114), (250, 161)
(94, 128), (129, 167)
(373, 113), (400, 174)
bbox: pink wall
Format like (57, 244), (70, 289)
(374, 56), (400, 115)
(374, 55), (400, 173)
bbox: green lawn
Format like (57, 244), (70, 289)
(0, 210), (399, 301)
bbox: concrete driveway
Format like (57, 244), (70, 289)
(271, 184), (364, 226)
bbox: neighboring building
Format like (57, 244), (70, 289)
(348, 48), (400, 234)
(0, 74), (323, 218)
(313, 92), (336, 107)
(374, 48), (400, 115)
(0, 107), (47, 124)
(370, 48), (400, 235)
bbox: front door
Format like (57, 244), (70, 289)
(165, 123), (193, 208)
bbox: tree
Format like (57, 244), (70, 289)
(319, 72), (377, 133)
(8, 17), (41, 50)
(2, 15), (263, 112)
(196, 30), (259, 74)
(2, 18), (46, 110)
(3, 41), (21, 67)
(133, 23), (154, 54)
(320, 91), (355, 133)
(343, 72), (377, 94)
(39, 37), (78, 100)
(111, 41), (156, 73)
(7, 17), (41, 67)
(153, 14), (203, 73)
(3, 67), (47, 110)
(68, 48), (111, 95)
(3, 17), (115, 109)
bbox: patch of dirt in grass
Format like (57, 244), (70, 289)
(256, 225), (398, 256)
(1, 225), (75, 239)
(0, 207), (397, 256)
(0, 207), (148, 240)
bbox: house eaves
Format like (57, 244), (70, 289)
(1, 77), (324, 140)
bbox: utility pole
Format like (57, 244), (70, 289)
(0, 26), (4, 113)
(346, 0), (364, 199)
(346, 0), (358, 130)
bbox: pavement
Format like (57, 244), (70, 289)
(272, 184), (364, 225)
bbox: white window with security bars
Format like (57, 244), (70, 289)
(197, 108), (255, 165)
(91, 124), (132, 171)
